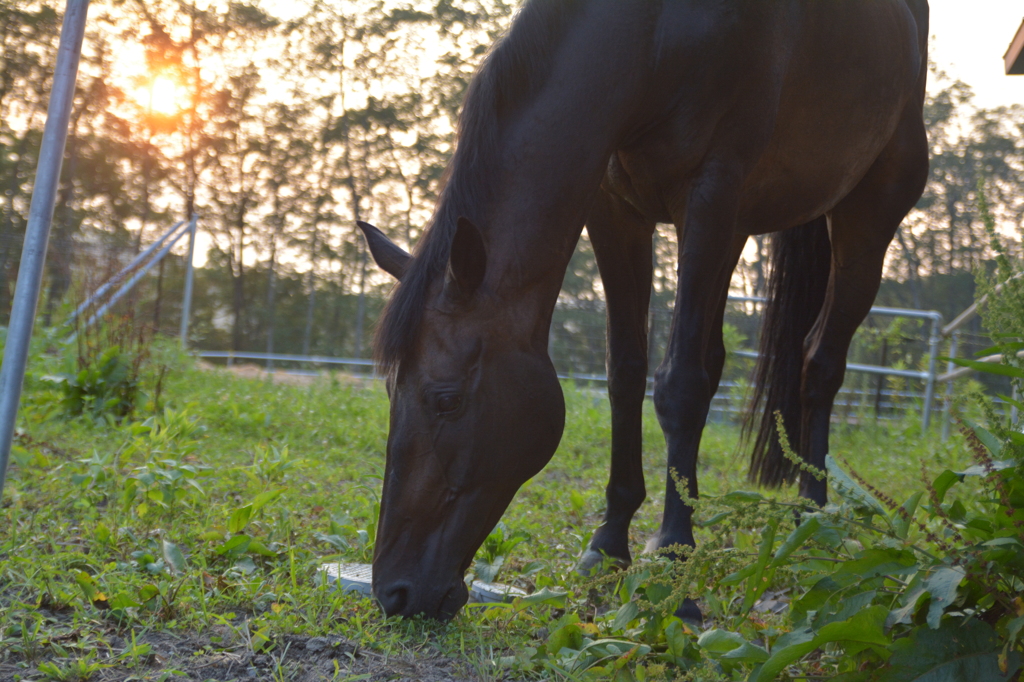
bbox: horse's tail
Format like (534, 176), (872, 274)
(745, 216), (832, 487)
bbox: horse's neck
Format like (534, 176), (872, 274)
(473, 4), (653, 302)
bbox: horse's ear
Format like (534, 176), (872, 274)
(446, 216), (486, 299)
(357, 221), (411, 281)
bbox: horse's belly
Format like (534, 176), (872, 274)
(735, 142), (887, 235)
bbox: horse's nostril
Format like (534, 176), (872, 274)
(378, 582), (411, 616)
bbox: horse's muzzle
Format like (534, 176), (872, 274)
(375, 576), (468, 620)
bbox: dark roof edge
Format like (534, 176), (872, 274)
(1005, 18), (1024, 74)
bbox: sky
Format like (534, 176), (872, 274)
(928, 0), (1024, 108)
(185, 0), (1024, 268)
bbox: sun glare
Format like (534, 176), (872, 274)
(138, 74), (187, 116)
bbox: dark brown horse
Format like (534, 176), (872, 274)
(357, 0), (929, 620)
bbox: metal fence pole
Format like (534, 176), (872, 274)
(0, 0), (90, 502)
(66, 219), (186, 326)
(921, 316), (941, 431)
(941, 331), (960, 442)
(179, 216), (197, 348)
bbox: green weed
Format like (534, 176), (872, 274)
(1, 357), (1002, 680)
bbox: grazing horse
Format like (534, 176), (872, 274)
(357, 0), (929, 620)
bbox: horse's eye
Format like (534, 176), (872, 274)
(436, 393), (462, 414)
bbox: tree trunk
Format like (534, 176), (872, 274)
(231, 205), (247, 353)
(354, 246), (368, 359)
(301, 228), (318, 356)
(42, 132), (79, 327)
(265, 229), (278, 370)
(0, 131), (33, 321)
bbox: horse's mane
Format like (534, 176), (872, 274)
(373, 0), (586, 376)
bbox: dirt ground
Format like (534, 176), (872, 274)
(195, 361), (373, 389)
(0, 629), (482, 682)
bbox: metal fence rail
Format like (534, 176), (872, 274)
(188, 281), (1024, 440)
(196, 295), (947, 429)
(197, 351), (375, 369)
(66, 215), (197, 343)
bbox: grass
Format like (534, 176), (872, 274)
(0, 355), (975, 681)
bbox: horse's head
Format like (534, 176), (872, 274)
(358, 219), (565, 620)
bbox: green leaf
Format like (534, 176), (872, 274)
(720, 563), (757, 586)
(74, 571), (97, 601)
(664, 620), (689, 660)
(548, 621), (583, 654)
(162, 539), (186, 576)
(742, 519), (778, 612)
(972, 340), (1024, 356)
(217, 534), (252, 557)
(620, 569), (650, 602)
(611, 601), (639, 632)
(1006, 614), (1024, 642)
(517, 587), (567, 607)
(246, 538), (279, 558)
(791, 576), (844, 628)
(997, 393), (1024, 414)
(721, 642), (769, 663)
(228, 505), (253, 534)
(959, 460), (1015, 478)
(749, 628), (816, 682)
(645, 582), (673, 605)
(813, 590), (876, 630)
(475, 554), (504, 584)
(696, 510), (733, 528)
(826, 456), (889, 519)
(888, 574), (929, 628)
(94, 523), (111, 545)
(138, 584), (160, 603)
(931, 470), (961, 505)
(894, 492), (924, 539)
(698, 629), (748, 655)
(770, 516), (821, 568)
(108, 592), (142, 610)
(923, 566), (965, 629)
(950, 357), (1024, 379)
(835, 549), (918, 581)
(948, 500), (967, 522)
(722, 491), (764, 503)
(251, 488), (286, 513)
(877, 619), (1019, 682)
(814, 605), (889, 646)
(961, 418), (1003, 457)
(750, 606), (889, 682)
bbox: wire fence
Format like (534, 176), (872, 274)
(59, 220), (1015, 436)
(194, 293), (964, 428)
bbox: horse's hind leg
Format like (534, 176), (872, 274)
(577, 189), (655, 573)
(799, 113), (928, 504)
(705, 236), (748, 412)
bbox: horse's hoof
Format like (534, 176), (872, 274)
(675, 598), (703, 626)
(575, 549), (630, 577)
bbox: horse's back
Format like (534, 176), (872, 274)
(613, 0), (928, 231)
(737, 0), (927, 229)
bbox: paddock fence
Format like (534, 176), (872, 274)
(57, 218), (1019, 441)
(197, 295), (960, 433)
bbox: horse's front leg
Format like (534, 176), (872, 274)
(577, 189), (655, 574)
